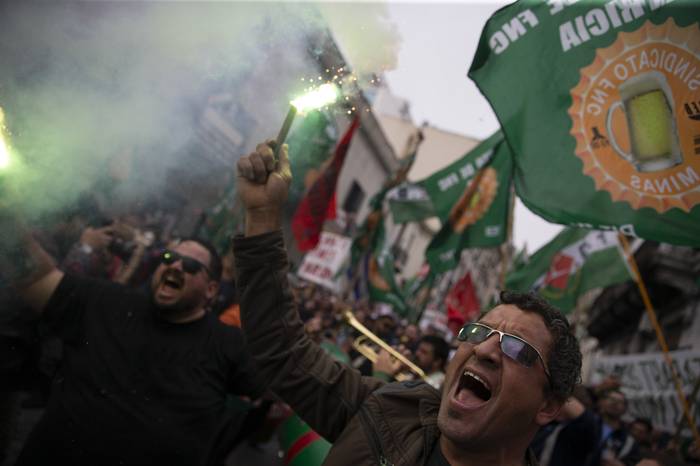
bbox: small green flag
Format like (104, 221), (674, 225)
(350, 129), (424, 268)
(469, 1), (700, 246)
(387, 182), (435, 224)
(424, 132), (513, 273)
(506, 228), (633, 313)
(366, 219), (411, 317)
(401, 266), (435, 323)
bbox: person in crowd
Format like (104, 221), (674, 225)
(532, 387), (641, 466)
(233, 141), (582, 465)
(530, 394), (600, 466)
(61, 221), (152, 285)
(635, 450), (688, 466)
(414, 335), (450, 390)
(373, 304), (399, 346)
(629, 417), (654, 457)
(0, 209), (266, 466)
(594, 389), (641, 466)
(401, 322), (422, 352)
(60, 224), (116, 278)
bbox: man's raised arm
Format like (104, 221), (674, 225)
(0, 209), (63, 313)
(233, 141), (384, 442)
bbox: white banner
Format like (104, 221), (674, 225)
(593, 350), (700, 431)
(297, 232), (351, 293)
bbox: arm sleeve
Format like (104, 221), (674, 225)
(233, 231), (384, 442)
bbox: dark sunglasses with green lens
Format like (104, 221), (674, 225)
(161, 249), (211, 277)
(458, 322), (551, 384)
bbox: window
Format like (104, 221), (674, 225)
(342, 181), (365, 214)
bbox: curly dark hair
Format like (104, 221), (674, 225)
(499, 290), (582, 402)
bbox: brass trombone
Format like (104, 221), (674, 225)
(343, 310), (426, 382)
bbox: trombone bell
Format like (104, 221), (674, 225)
(344, 310), (426, 381)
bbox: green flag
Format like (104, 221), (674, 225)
(506, 228), (633, 313)
(469, 1), (700, 246)
(366, 219), (411, 316)
(401, 266), (435, 323)
(424, 132), (513, 273)
(350, 129), (423, 267)
(387, 182), (436, 224)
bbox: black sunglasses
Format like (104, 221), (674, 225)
(161, 249), (211, 277)
(458, 322), (551, 384)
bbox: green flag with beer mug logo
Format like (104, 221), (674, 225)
(506, 228), (633, 313)
(469, 0), (700, 246)
(424, 132), (513, 273)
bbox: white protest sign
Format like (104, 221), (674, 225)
(297, 232), (351, 293)
(418, 308), (449, 335)
(593, 350), (700, 431)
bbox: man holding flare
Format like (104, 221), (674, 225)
(233, 139), (583, 465)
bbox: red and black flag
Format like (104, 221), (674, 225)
(292, 117), (360, 252)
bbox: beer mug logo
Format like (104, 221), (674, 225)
(606, 71), (682, 172)
(569, 19), (700, 213)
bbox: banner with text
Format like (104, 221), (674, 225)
(469, 0), (700, 246)
(593, 350), (700, 431)
(297, 231), (351, 293)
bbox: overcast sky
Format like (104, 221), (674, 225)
(383, 0), (563, 253)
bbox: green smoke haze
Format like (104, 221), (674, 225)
(0, 1), (400, 221)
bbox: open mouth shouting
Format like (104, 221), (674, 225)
(156, 270), (185, 300)
(162, 270), (184, 290)
(452, 368), (493, 410)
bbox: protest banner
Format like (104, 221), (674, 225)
(593, 350), (700, 431)
(297, 231), (351, 293)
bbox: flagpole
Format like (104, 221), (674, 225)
(499, 183), (515, 290)
(617, 232), (700, 449)
(346, 127), (425, 303)
(674, 376), (700, 446)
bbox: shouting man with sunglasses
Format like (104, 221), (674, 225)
(0, 214), (266, 465)
(233, 141), (582, 466)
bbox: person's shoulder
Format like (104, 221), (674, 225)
(366, 381), (440, 431)
(373, 380), (440, 401)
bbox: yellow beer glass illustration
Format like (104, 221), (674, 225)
(606, 71), (683, 172)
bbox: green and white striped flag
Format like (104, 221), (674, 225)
(506, 228), (633, 313)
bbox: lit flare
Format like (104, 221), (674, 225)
(290, 83), (339, 113)
(0, 108), (11, 170)
(274, 83), (341, 160)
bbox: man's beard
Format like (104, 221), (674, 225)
(151, 273), (201, 318)
(154, 295), (194, 314)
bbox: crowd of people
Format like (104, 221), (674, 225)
(0, 140), (698, 466)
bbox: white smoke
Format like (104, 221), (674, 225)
(0, 1), (401, 220)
